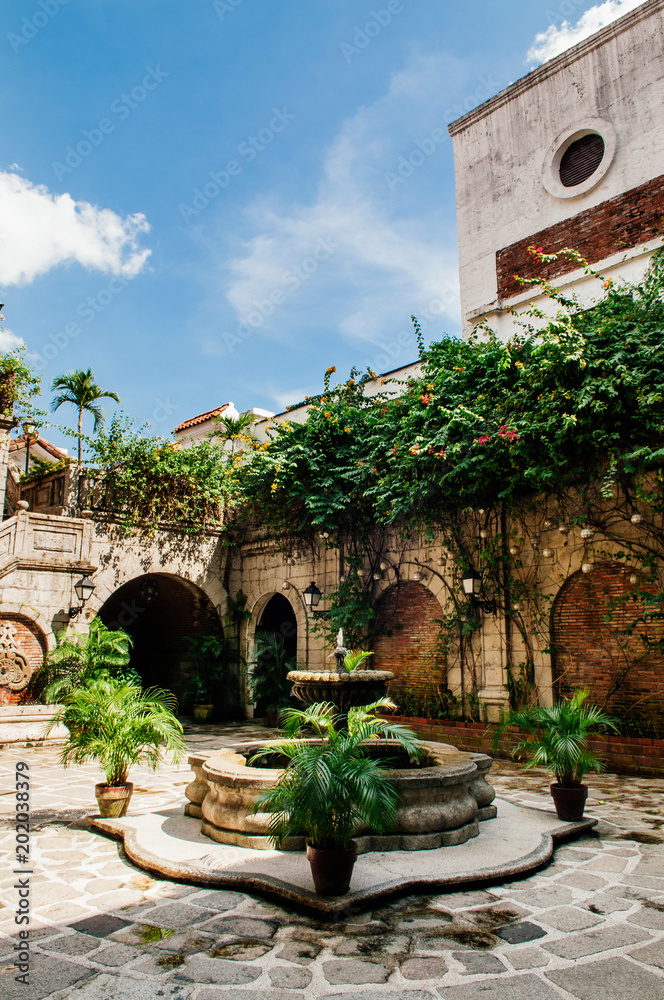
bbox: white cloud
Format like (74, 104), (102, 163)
(220, 52), (463, 351)
(0, 326), (24, 351)
(0, 171), (151, 286)
(526, 0), (645, 65)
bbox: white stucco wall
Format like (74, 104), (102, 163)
(450, 0), (664, 336)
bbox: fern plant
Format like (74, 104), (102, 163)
(30, 618), (135, 703)
(495, 688), (619, 787)
(47, 676), (186, 786)
(251, 699), (423, 850)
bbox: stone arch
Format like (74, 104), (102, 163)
(245, 589), (307, 670)
(551, 562), (664, 726)
(0, 613), (48, 705)
(373, 581), (446, 707)
(97, 572), (222, 706)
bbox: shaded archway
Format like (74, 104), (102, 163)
(251, 593), (298, 716)
(551, 562), (664, 727)
(373, 582), (446, 709)
(98, 574), (221, 707)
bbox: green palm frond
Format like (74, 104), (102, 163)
(251, 699), (422, 849)
(494, 687), (619, 786)
(46, 675), (186, 785)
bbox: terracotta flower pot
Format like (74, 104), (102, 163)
(193, 704), (214, 722)
(306, 841), (358, 896)
(550, 782), (588, 821)
(95, 782), (133, 818)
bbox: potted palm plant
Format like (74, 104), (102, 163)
(251, 700), (422, 895)
(184, 634), (230, 722)
(494, 688), (619, 820)
(46, 676), (186, 817)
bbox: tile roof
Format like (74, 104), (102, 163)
(173, 403), (229, 434)
(9, 435), (68, 460)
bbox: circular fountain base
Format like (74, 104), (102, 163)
(185, 739), (497, 852)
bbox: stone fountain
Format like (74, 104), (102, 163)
(185, 629), (497, 850)
(287, 629), (396, 725)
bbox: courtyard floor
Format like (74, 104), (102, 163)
(1, 721), (663, 1000)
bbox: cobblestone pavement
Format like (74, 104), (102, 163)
(1, 722), (663, 999)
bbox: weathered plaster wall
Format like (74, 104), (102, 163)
(450, 0), (664, 335)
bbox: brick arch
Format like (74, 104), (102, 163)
(373, 582), (445, 702)
(0, 614), (48, 705)
(551, 562), (664, 726)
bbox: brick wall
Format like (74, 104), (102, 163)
(496, 173), (664, 301)
(378, 716), (664, 778)
(552, 562), (664, 727)
(373, 582), (445, 699)
(0, 615), (47, 706)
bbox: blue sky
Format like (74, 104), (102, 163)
(0, 0), (643, 449)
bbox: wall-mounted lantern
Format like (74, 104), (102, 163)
(303, 581), (330, 619)
(70, 575), (95, 619)
(22, 420), (39, 475)
(461, 567), (496, 614)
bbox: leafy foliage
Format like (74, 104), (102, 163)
(251, 699), (423, 849)
(232, 250), (664, 722)
(494, 688), (620, 786)
(47, 675), (186, 785)
(30, 618), (135, 703)
(0, 343), (42, 418)
(343, 649), (375, 671)
(85, 414), (240, 533)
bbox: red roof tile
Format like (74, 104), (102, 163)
(173, 404), (229, 434)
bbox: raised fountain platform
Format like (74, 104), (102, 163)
(91, 797), (596, 918)
(185, 739), (497, 851)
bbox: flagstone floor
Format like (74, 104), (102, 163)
(1, 721), (663, 1000)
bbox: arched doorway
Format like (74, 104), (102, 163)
(373, 582), (445, 710)
(251, 593), (298, 717)
(552, 562), (664, 728)
(98, 574), (221, 708)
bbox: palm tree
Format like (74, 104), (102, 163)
(51, 368), (120, 465)
(30, 618), (134, 703)
(212, 411), (257, 456)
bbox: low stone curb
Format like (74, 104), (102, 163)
(89, 808), (597, 919)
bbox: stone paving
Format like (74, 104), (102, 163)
(1, 721), (663, 999)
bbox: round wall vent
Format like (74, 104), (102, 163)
(559, 133), (605, 187)
(542, 118), (616, 199)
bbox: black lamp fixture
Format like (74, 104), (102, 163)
(70, 575), (95, 618)
(461, 566), (495, 614)
(303, 580), (330, 619)
(22, 420), (39, 475)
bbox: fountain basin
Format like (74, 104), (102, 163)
(185, 739), (497, 853)
(287, 668), (396, 712)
